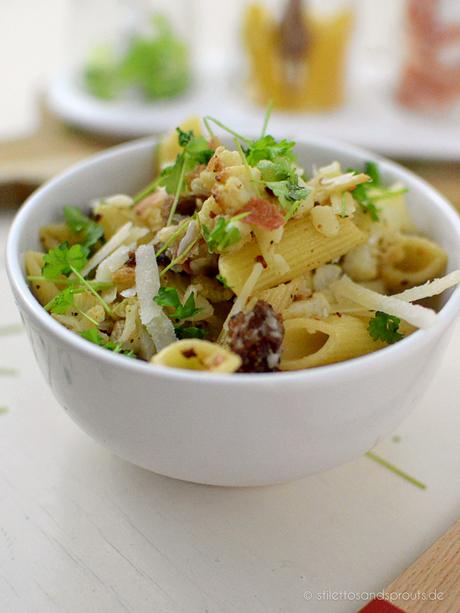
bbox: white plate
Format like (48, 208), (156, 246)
(48, 68), (460, 160)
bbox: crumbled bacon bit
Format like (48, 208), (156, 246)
(126, 251), (136, 267)
(182, 348), (197, 359)
(177, 196), (198, 217)
(255, 255), (268, 269)
(228, 300), (284, 373)
(240, 198), (286, 230)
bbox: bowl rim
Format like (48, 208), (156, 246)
(6, 132), (460, 386)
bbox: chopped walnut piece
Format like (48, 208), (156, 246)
(228, 300), (284, 373)
(112, 266), (135, 291)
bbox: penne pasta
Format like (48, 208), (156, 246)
(219, 217), (365, 296)
(28, 114), (460, 374)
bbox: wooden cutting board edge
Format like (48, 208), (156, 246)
(383, 519), (460, 613)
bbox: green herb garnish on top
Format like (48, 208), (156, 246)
(244, 135), (296, 167)
(368, 311), (404, 344)
(258, 159), (310, 219)
(64, 206), (104, 253)
(160, 128), (214, 224)
(350, 162), (408, 222)
(154, 287), (204, 340)
(201, 214), (248, 254)
(80, 329), (135, 357)
(204, 115), (309, 221)
(42, 243), (113, 317)
(42, 243), (88, 279)
(154, 287), (201, 321)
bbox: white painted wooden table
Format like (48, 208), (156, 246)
(1, 206), (460, 613)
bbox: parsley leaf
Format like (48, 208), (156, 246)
(80, 328), (135, 357)
(266, 178), (310, 219)
(174, 325), (205, 339)
(177, 127), (193, 147)
(160, 158), (187, 196)
(245, 135), (296, 167)
(349, 162), (408, 222)
(256, 158), (292, 182)
(160, 129), (213, 197)
(45, 287), (77, 314)
(42, 243), (88, 279)
(368, 311), (404, 344)
(216, 274), (232, 289)
(352, 184), (381, 222)
(202, 216), (242, 253)
(364, 161), (381, 186)
(257, 158), (310, 219)
(154, 287), (200, 321)
(160, 128), (213, 225)
(64, 206), (104, 251)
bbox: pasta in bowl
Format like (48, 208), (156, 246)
(6, 117), (460, 485)
(23, 116), (460, 373)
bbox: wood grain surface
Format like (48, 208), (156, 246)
(0, 105), (121, 208)
(385, 520), (460, 612)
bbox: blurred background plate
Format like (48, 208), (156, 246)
(48, 64), (460, 161)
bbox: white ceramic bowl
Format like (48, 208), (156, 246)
(6, 135), (460, 486)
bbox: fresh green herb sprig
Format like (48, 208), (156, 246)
(42, 243), (113, 317)
(44, 284), (110, 321)
(201, 213), (248, 254)
(256, 159), (310, 219)
(365, 451), (426, 490)
(45, 287), (78, 314)
(160, 128), (213, 225)
(368, 311), (404, 344)
(245, 135), (296, 167)
(154, 287), (200, 320)
(174, 325), (205, 340)
(349, 162), (408, 222)
(216, 274), (232, 290)
(204, 115), (307, 220)
(364, 161), (381, 185)
(64, 206), (104, 253)
(154, 287), (204, 339)
(80, 329), (135, 357)
(42, 243), (88, 279)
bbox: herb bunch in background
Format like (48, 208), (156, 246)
(84, 14), (190, 101)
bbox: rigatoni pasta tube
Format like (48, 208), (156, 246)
(381, 235), (447, 292)
(219, 217), (365, 295)
(281, 315), (386, 371)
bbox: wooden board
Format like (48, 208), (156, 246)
(384, 519), (460, 612)
(0, 105), (120, 208)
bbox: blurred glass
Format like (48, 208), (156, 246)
(397, 0), (460, 112)
(241, 0), (354, 111)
